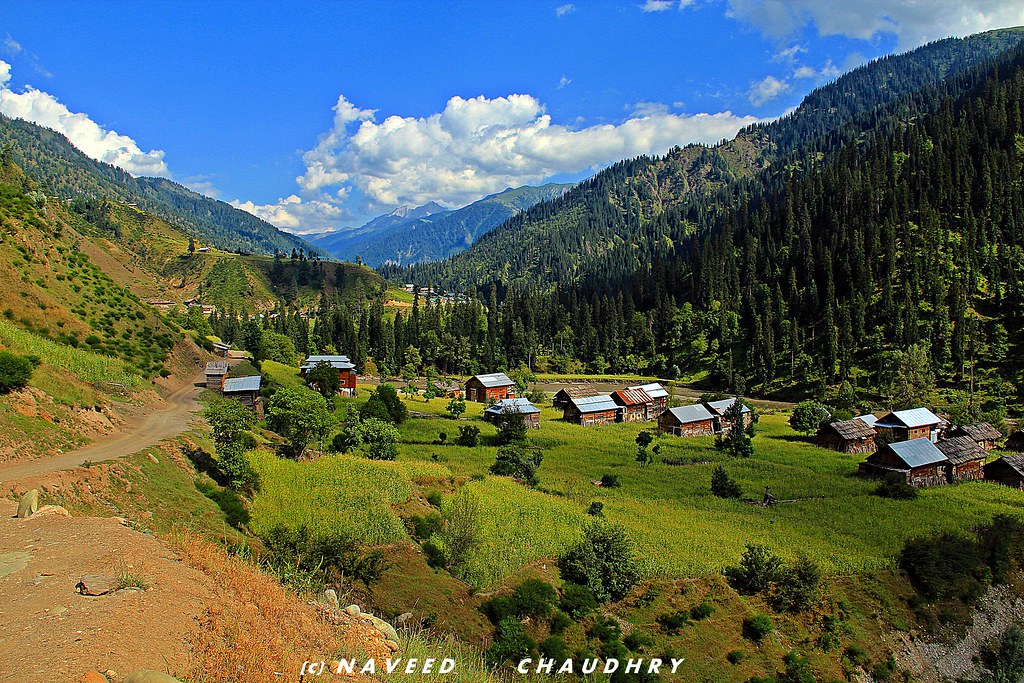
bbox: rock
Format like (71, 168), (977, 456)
(103, 671), (118, 681)
(31, 505), (71, 519)
(16, 489), (39, 518)
(79, 671), (108, 683)
(147, 453), (159, 464)
(123, 673), (182, 683)
(366, 614), (400, 643)
(323, 588), (340, 609)
(76, 574), (119, 596)
(397, 612), (414, 625)
(344, 604), (361, 617)
(385, 639), (400, 652)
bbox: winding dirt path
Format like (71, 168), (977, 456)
(0, 373), (204, 484)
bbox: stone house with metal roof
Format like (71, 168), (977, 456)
(659, 404), (715, 437)
(563, 395), (620, 426)
(859, 438), (948, 487)
(300, 355), (358, 396)
(946, 422), (1002, 450)
(611, 388), (654, 422)
(936, 435), (986, 483)
(223, 375), (263, 415)
(552, 385), (597, 411)
(627, 383), (669, 410)
(873, 407), (945, 443)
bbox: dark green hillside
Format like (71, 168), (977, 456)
(0, 114), (322, 257)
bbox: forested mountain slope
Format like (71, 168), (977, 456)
(402, 28), (1024, 292)
(0, 114), (322, 257)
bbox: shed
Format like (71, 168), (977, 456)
(985, 455), (1024, 490)
(704, 398), (753, 433)
(204, 361), (229, 390)
(627, 382), (669, 409)
(465, 373), (515, 402)
(659, 404), (715, 437)
(817, 418), (876, 454)
(859, 438), (948, 487)
(483, 398), (540, 428)
(223, 375), (263, 414)
(611, 388), (654, 422)
(936, 436), (986, 483)
(946, 422), (1002, 450)
(1005, 431), (1024, 452)
(874, 407), (944, 443)
(300, 355), (357, 396)
(563, 395), (620, 426)
(212, 341), (232, 358)
(552, 385), (597, 410)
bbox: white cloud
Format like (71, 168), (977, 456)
(557, 74), (572, 89)
(293, 92), (761, 215)
(230, 195), (349, 234)
(641, 0), (675, 11)
(555, 3), (575, 17)
(793, 60), (840, 80)
(629, 100), (671, 117)
(0, 59), (169, 177)
(772, 44), (807, 63)
(725, 0), (1024, 50)
(748, 75), (791, 105)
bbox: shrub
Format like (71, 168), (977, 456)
(540, 635), (570, 663)
(587, 501), (605, 517)
(490, 444), (543, 486)
(711, 465), (743, 498)
(742, 614), (774, 642)
(560, 582), (598, 619)
(779, 652), (815, 683)
(690, 601), (715, 620)
(727, 650), (745, 664)
(485, 617), (536, 665)
(359, 383), (408, 424)
(510, 578), (558, 620)
(0, 350), (34, 394)
(656, 610), (690, 633)
(558, 522), (639, 603)
(358, 417), (400, 460)
(456, 424), (480, 447)
(844, 644), (870, 667)
(624, 630), (654, 652)
(899, 531), (987, 601)
(600, 473), (621, 488)
(771, 554), (822, 612)
(790, 401), (830, 435)
(195, 480), (250, 529)
(726, 544), (784, 595)
(588, 617), (621, 643)
(874, 472), (918, 500)
(549, 610), (573, 635)
(407, 512), (442, 541)
(495, 411), (528, 445)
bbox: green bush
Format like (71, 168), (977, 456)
(0, 350), (34, 394)
(624, 630), (654, 652)
(656, 610), (690, 633)
(771, 554), (822, 612)
(711, 465), (743, 498)
(743, 614), (774, 642)
(874, 472), (918, 500)
(560, 582), (598, 618)
(899, 531), (987, 601)
(359, 383), (408, 424)
(490, 444), (543, 486)
(549, 610), (573, 635)
(587, 501), (605, 517)
(512, 578), (559, 619)
(456, 424), (480, 446)
(727, 650), (745, 664)
(485, 617), (536, 666)
(195, 479), (250, 528)
(726, 544), (784, 595)
(559, 522), (640, 604)
(600, 473), (621, 488)
(690, 601), (715, 620)
(588, 617), (621, 644)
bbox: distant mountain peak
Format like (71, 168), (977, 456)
(389, 201), (447, 219)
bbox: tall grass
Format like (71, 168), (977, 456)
(0, 317), (145, 388)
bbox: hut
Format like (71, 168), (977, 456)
(985, 455), (1024, 490)
(437, 378), (462, 398)
(859, 438), (948, 487)
(1004, 431), (1024, 452)
(465, 373), (515, 402)
(946, 422), (1002, 450)
(212, 341), (232, 358)
(563, 395), (620, 426)
(659, 404), (715, 437)
(483, 398), (540, 428)
(223, 375), (263, 414)
(611, 388), (654, 422)
(204, 361), (229, 390)
(704, 398), (753, 433)
(552, 385), (597, 411)
(936, 436), (986, 483)
(873, 407), (944, 443)
(300, 355), (358, 396)
(627, 383), (669, 410)
(816, 418), (876, 454)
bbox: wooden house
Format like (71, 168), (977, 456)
(1004, 431), (1024, 452)
(465, 373), (515, 402)
(873, 407), (945, 443)
(437, 379), (462, 398)
(483, 398), (540, 428)
(564, 395), (620, 426)
(300, 355), (357, 396)
(659, 404), (715, 437)
(816, 418), (876, 454)
(552, 385), (597, 411)
(704, 398), (753, 433)
(985, 455), (1024, 490)
(627, 383), (669, 410)
(946, 422), (1002, 450)
(223, 375), (263, 415)
(936, 436), (986, 483)
(611, 388), (654, 422)
(212, 341), (232, 358)
(859, 438), (948, 487)
(204, 361), (229, 390)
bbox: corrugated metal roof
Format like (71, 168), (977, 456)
(706, 398), (751, 415)
(471, 372), (514, 388)
(876, 407), (942, 429)
(612, 388), (653, 406)
(484, 398), (540, 415)
(855, 414), (878, 428)
(887, 438), (947, 468)
(304, 354), (350, 363)
(667, 404), (714, 424)
(301, 355), (355, 371)
(570, 395), (619, 413)
(223, 375), (261, 393)
(628, 382), (668, 399)
(205, 361), (229, 374)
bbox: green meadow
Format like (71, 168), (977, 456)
(249, 383), (1024, 590)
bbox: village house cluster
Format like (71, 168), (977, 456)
(203, 360), (263, 415)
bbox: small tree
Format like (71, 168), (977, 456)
(789, 401), (830, 436)
(771, 554), (822, 612)
(331, 407), (362, 454)
(266, 386), (335, 457)
(635, 430), (655, 467)
(360, 383), (408, 424)
(358, 417), (400, 460)
(446, 395), (466, 420)
(726, 544), (783, 595)
(456, 424), (480, 447)
(490, 444), (543, 486)
(0, 351), (34, 394)
(716, 400), (754, 458)
(558, 521), (640, 603)
(202, 397), (258, 488)
(496, 410), (528, 445)
(711, 465), (743, 498)
(305, 360), (341, 399)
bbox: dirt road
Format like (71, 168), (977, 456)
(0, 373), (204, 483)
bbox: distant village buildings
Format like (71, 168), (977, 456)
(465, 373), (516, 402)
(300, 355), (358, 396)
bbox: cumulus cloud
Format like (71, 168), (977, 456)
(629, 100), (671, 117)
(294, 92), (761, 213)
(230, 195), (349, 234)
(0, 59), (169, 177)
(748, 75), (791, 105)
(641, 0), (694, 10)
(555, 3), (575, 17)
(725, 0), (1024, 50)
(793, 60), (840, 80)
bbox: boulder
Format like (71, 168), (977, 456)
(123, 673), (182, 683)
(344, 604), (361, 617)
(32, 505), (71, 519)
(16, 489), (39, 518)
(78, 671), (107, 683)
(364, 614), (400, 643)
(76, 574), (119, 596)
(323, 588), (340, 610)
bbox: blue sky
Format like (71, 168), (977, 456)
(2, 1), (1023, 233)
